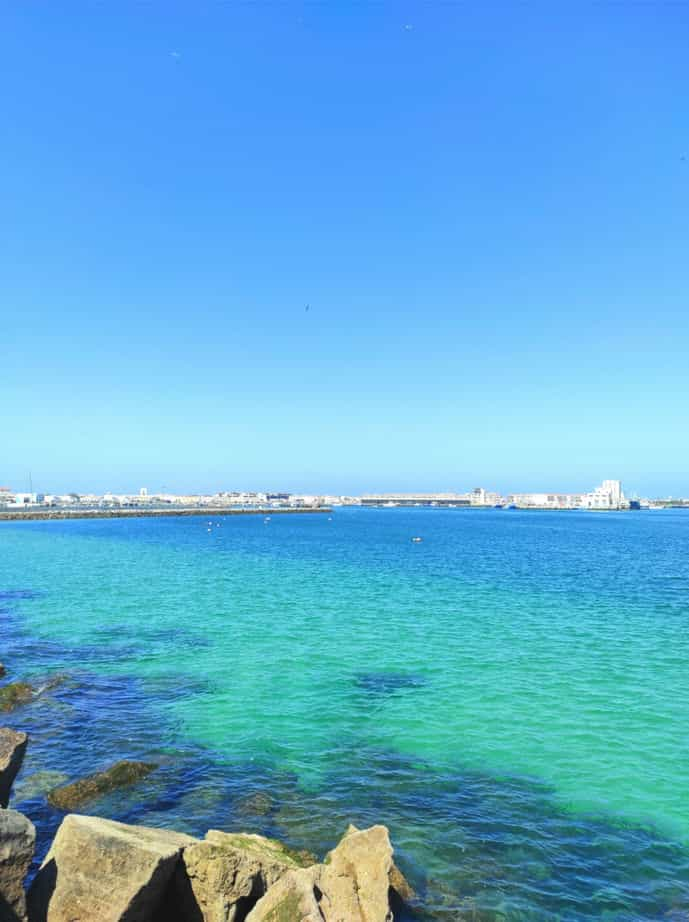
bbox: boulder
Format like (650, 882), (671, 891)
(315, 824), (394, 922)
(27, 814), (197, 922)
(0, 729), (28, 808)
(47, 760), (157, 810)
(247, 825), (395, 922)
(389, 859), (416, 904)
(0, 808), (35, 922)
(168, 830), (317, 922)
(244, 868), (322, 922)
(0, 685), (33, 714)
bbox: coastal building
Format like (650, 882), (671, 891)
(508, 480), (627, 510)
(469, 487), (505, 506)
(9, 492), (45, 506)
(507, 492), (584, 509)
(361, 492), (473, 507)
(582, 479), (625, 509)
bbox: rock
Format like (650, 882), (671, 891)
(0, 684), (33, 714)
(0, 728), (28, 808)
(12, 771), (69, 803)
(27, 814), (196, 922)
(0, 808), (35, 922)
(168, 830), (317, 922)
(315, 824), (394, 922)
(236, 791), (274, 817)
(0, 664), (5, 679)
(247, 825), (395, 922)
(47, 760), (158, 810)
(31, 675), (67, 698)
(244, 868), (322, 922)
(389, 860), (416, 904)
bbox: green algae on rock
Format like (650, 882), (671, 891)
(47, 760), (158, 810)
(0, 681), (34, 712)
(165, 830), (317, 922)
(236, 790), (275, 817)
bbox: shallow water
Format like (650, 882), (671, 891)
(1, 508), (688, 919)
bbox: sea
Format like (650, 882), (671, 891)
(1, 507), (688, 920)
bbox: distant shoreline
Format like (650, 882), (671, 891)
(0, 507), (331, 522)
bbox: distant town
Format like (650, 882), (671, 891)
(1, 479), (687, 514)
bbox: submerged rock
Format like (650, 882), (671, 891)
(27, 814), (197, 922)
(166, 829), (316, 922)
(0, 683), (33, 714)
(0, 727), (28, 807)
(0, 808), (35, 922)
(236, 791), (274, 817)
(354, 672), (427, 696)
(12, 771), (70, 803)
(47, 760), (158, 810)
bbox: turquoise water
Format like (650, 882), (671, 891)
(1, 509), (689, 919)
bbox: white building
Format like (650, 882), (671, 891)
(508, 480), (626, 510)
(582, 480), (625, 509)
(508, 492), (584, 509)
(10, 493), (44, 506)
(470, 487), (505, 506)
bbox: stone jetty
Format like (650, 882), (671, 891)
(0, 508), (330, 523)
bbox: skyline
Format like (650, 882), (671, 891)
(1, 474), (685, 503)
(3, 3), (689, 495)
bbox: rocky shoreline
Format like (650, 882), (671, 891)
(0, 666), (417, 922)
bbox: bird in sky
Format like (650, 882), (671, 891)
(305, 304), (310, 312)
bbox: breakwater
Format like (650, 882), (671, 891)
(0, 507), (330, 522)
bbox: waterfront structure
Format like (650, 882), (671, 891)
(6, 492), (44, 507)
(361, 492), (473, 507)
(507, 492), (585, 509)
(470, 487), (504, 506)
(361, 488), (506, 507)
(508, 480), (627, 510)
(582, 479), (625, 509)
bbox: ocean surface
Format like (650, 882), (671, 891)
(1, 508), (688, 920)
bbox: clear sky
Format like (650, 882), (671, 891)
(2, 3), (688, 496)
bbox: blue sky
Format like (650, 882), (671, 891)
(2, 3), (688, 495)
